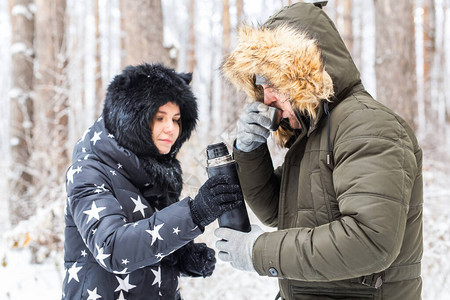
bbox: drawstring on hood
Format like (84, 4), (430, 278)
(323, 101), (331, 165)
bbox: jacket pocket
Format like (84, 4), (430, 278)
(309, 171), (333, 225)
(291, 286), (374, 300)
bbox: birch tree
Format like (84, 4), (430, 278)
(342, 0), (353, 54)
(374, 0), (417, 131)
(187, 0), (196, 73)
(236, 0), (244, 25)
(221, 0), (244, 135)
(434, 0), (450, 149)
(120, 0), (175, 68)
(221, 0), (231, 130)
(8, 0), (35, 225)
(443, 1), (450, 132)
(432, 0), (449, 136)
(94, 0), (104, 116)
(32, 0), (69, 203)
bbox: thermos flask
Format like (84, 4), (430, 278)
(206, 142), (251, 232)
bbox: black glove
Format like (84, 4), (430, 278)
(178, 242), (216, 278)
(190, 174), (244, 227)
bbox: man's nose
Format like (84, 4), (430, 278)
(263, 90), (277, 106)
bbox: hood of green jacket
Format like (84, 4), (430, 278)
(222, 2), (362, 146)
(264, 2), (361, 100)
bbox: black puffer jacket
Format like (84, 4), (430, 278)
(62, 64), (201, 300)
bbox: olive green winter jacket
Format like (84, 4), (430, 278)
(225, 3), (423, 300)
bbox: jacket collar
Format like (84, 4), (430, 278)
(307, 81), (365, 136)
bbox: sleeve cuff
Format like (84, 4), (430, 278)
(252, 230), (288, 278)
(233, 140), (268, 158)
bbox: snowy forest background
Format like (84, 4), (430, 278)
(0, 0), (449, 299)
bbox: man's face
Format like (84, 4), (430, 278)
(261, 84), (301, 129)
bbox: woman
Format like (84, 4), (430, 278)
(62, 63), (243, 299)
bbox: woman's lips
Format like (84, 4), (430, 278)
(159, 139), (172, 144)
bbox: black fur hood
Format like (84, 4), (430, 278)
(103, 63), (198, 160)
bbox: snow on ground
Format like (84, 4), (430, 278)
(0, 245), (279, 300)
(0, 159), (449, 299)
(0, 247), (64, 299)
(0, 211), (279, 300)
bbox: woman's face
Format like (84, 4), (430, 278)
(151, 102), (181, 154)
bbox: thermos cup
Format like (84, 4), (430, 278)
(206, 142), (251, 232)
(262, 105), (282, 131)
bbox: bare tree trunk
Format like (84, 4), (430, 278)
(66, 0), (87, 147)
(208, 50), (216, 140)
(423, 0), (435, 93)
(445, 1), (450, 151)
(207, 2), (217, 140)
(33, 0), (69, 202)
(94, 0), (104, 116)
(221, 0), (246, 139)
(342, 0), (353, 54)
(222, 0), (232, 132)
(334, 0), (340, 27)
(353, 0), (363, 71)
(374, 0), (417, 131)
(8, 0), (35, 225)
(444, 1), (450, 126)
(120, 0), (176, 68)
(435, 0), (449, 148)
(222, 0), (231, 57)
(187, 0), (196, 73)
(221, 0), (230, 133)
(236, 0), (244, 25)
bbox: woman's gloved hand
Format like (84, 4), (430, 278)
(178, 242), (216, 278)
(189, 174), (244, 228)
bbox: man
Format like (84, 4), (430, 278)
(214, 2), (423, 300)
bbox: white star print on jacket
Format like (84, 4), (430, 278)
(62, 119), (202, 299)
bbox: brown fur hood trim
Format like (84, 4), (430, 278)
(222, 25), (334, 117)
(222, 25), (334, 145)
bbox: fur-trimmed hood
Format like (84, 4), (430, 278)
(222, 2), (361, 146)
(222, 25), (333, 119)
(103, 63), (198, 160)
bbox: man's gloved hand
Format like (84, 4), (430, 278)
(236, 102), (273, 152)
(190, 174), (244, 228)
(178, 242), (216, 278)
(214, 224), (264, 272)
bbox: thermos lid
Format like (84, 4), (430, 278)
(206, 142), (229, 159)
